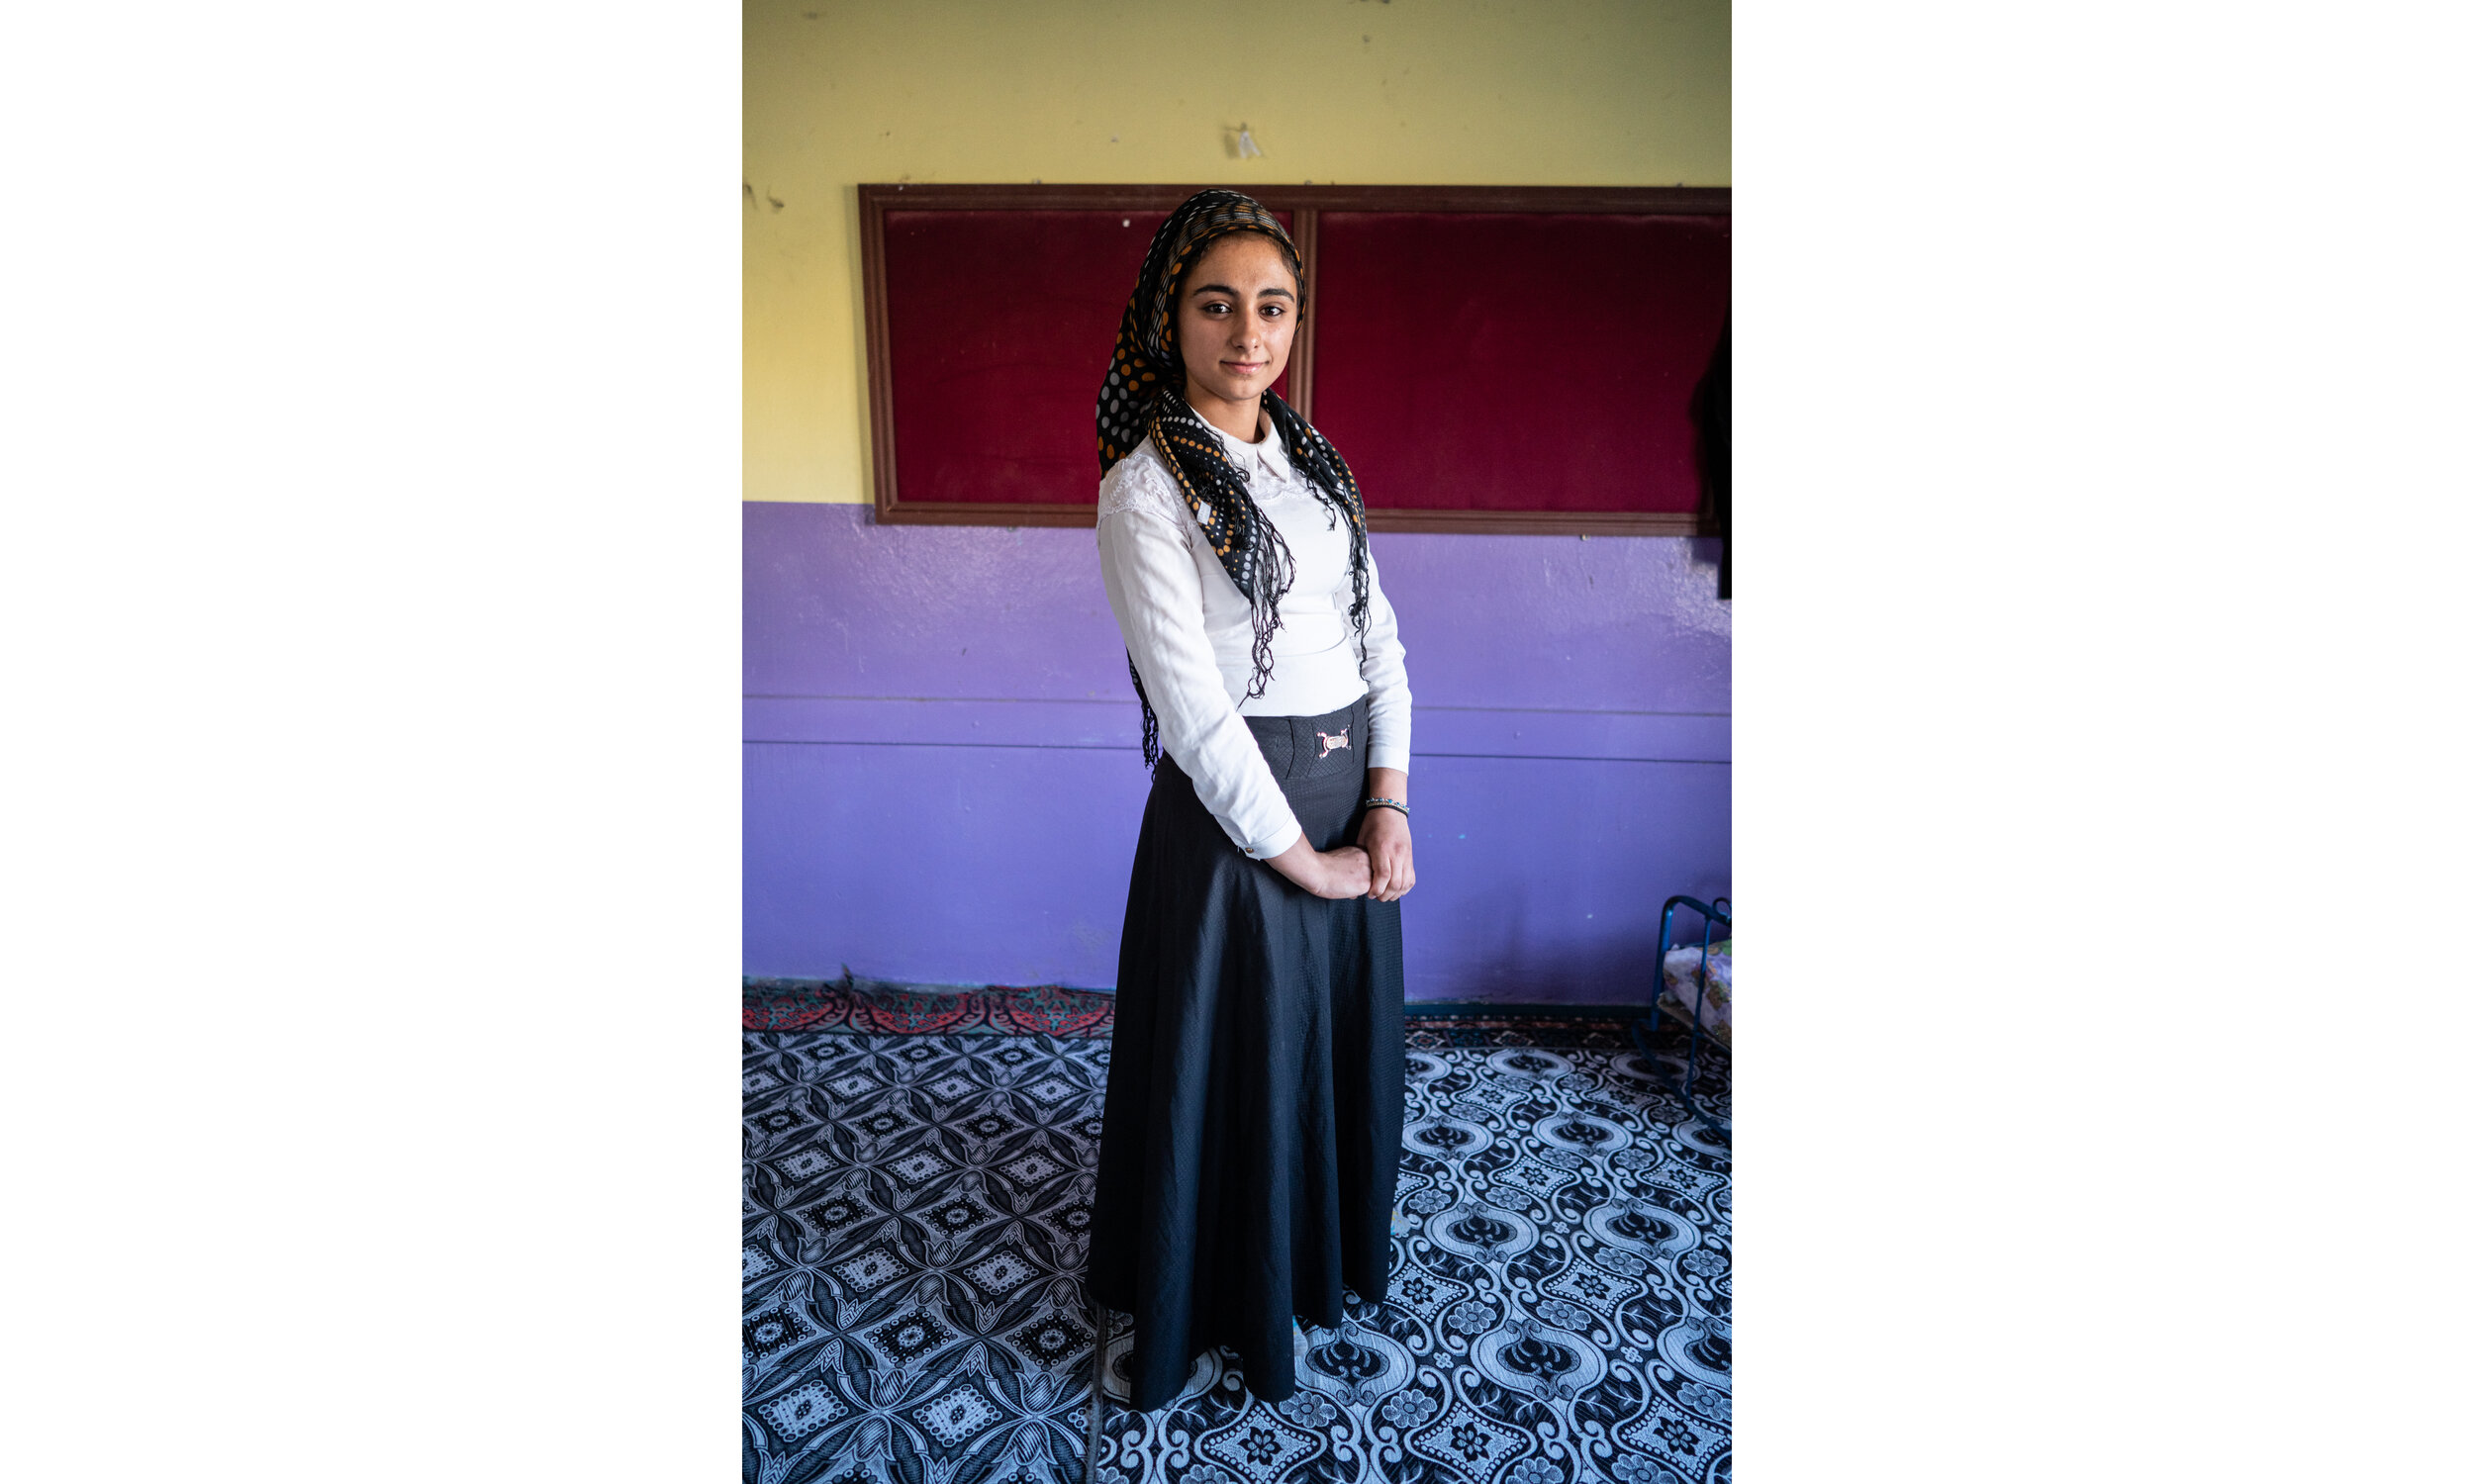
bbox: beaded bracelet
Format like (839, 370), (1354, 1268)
(1362, 796), (1410, 817)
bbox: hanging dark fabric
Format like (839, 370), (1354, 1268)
(1692, 314), (1731, 602)
(1095, 189), (1375, 769)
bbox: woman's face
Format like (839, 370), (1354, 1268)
(1174, 232), (1299, 415)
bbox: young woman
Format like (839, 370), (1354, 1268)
(1086, 189), (1415, 1412)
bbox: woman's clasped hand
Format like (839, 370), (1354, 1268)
(1264, 777), (1413, 903)
(1269, 841), (1372, 900)
(1356, 808), (1414, 903)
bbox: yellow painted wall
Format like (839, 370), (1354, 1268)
(744, 0), (1731, 503)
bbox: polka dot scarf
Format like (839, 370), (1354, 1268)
(1096, 189), (1374, 770)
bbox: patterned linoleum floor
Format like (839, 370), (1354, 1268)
(743, 1021), (1730, 1484)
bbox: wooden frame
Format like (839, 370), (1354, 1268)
(857, 183), (1730, 534)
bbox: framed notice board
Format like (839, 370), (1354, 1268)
(858, 184), (1730, 534)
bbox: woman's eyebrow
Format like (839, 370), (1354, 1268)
(1189, 281), (1294, 300)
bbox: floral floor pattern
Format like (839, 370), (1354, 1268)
(744, 1014), (1729, 1484)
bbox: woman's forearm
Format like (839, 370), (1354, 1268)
(1264, 833), (1371, 899)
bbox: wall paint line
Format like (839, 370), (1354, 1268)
(744, 740), (1138, 751)
(744, 694), (1731, 719)
(745, 694), (1134, 705)
(743, 740), (1732, 765)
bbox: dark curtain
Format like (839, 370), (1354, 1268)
(1692, 316), (1731, 601)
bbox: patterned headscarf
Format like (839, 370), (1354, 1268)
(1096, 189), (1374, 770)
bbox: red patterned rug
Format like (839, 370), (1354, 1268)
(743, 976), (1117, 1037)
(743, 979), (1723, 1066)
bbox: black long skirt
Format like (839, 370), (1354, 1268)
(1089, 693), (1405, 1412)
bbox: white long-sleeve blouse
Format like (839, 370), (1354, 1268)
(1094, 412), (1411, 861)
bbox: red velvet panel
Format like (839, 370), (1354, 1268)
(1310, 213), (1730, 513)
(885, 209), (1292, 508)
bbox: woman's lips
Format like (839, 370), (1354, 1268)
(1223, 360), (1267, 375)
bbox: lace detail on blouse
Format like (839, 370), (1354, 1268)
(1094, 439), (1196, 540)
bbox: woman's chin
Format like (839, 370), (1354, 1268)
(1200, 374), (1272, 404)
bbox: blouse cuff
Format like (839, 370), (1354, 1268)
(1243, 818), (1304, 862)
(1367, 745), (1410, 775)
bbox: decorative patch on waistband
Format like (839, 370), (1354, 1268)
(1316, 726), (1350, 760)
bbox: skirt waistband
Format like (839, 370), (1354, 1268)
(1244, 694), (1371, 783)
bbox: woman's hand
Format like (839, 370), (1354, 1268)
(1358, 807), (1414, 901)
(1358, 767), (1414, 901)
(1264, 839), (1373, 899)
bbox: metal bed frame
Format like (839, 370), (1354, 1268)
(1634, 893), (1731, 1131)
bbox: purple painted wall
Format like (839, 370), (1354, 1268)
(744, 502), (1730, 1003)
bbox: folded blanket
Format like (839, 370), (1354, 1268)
(1660, 940), (1732, 1047)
